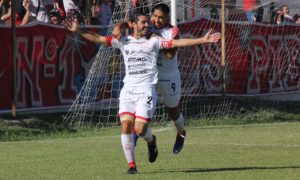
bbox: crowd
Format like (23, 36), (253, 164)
(243, 0), (299, 24)
(1, 1), (300, 26)
(0, 0), (115, 26)
(270, 5), (300, 25)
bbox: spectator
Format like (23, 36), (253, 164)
(270, 8), (284, 25)
(92, 0), (113, 26)
(255, 0), (264, 23)
(0, 0), (25, 25)
(133, 0), (149, 14)
(53, 0), (65, 19)
(280, 5), (293, 24)
(91, 0), (100, 25)
(294, 14), (300, 24)
(62, 0), (85, 24)
(210, 7), (219, 20)
(49, 7), (62, 25)
(23, 0), (51, 23)
(0, 0), (11, 24)
(21, 0), (30, 25)
(244, 0), (256, 22)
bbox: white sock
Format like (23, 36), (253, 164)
(121, 134), (135, 164)
(141, 127), (153, 143)
(173, 113), (185, 133)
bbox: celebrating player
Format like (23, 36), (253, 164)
(65, 12), (220, 174)
(113, 3), (197, 154)
(150, 3), (186, 154)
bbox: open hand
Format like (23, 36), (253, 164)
(203, 29), (221, 43)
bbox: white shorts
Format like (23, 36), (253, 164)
(157, 70), (181, 108)
(118, 85), (157, 122)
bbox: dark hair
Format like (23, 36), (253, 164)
(151, 3), (170, 15)
(130, 11), (148, 23)
(210, 8), (219, 20)
(50, 8), (61, 17)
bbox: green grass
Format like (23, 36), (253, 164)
(0, 122), (300, 179)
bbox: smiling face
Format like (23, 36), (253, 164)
(132, 15), (150, 37)
(151, 9), (169, 29)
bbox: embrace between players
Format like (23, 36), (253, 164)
(65, 3), (220, 175)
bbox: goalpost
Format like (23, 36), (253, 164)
(63, 0), (300, 128)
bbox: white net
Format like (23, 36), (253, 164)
(64, 0), (300, 128)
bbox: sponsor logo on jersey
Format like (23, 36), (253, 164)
(128, 63), (146, 70)
(128, 57), (147, 62)
(129, 69), (148, 75)
(129, 49), (149, 55)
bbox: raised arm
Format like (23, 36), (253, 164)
(65, 19), (107, 44)
(171, 29), (221, 48)
(112, 21), (132, 39)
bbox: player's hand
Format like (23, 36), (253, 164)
(112, 21), (132, 39)
(203, 29), (221, 43)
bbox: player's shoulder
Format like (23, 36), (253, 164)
(163, 24), (177, 30)
(162, 24), (180, 36)
(149, 34), (164, 41)
(118, 35), (132, 42)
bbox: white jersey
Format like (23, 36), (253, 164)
(63, 0), (79, 12)
(151, 24), (179, 73)
(28, 0), (50, 22)
(106, 35), (173, 86)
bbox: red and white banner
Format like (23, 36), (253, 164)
(178, 19), (300, 96)
(0, 20), (299, 111)
(0, 23), (99, 110)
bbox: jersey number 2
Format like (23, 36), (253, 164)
(147, 96), (153, 105)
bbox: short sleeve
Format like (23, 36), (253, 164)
(105, 36), (120, 48)
(171, 26), (180, 39)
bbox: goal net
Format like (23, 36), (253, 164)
(63, 0), (300, 128)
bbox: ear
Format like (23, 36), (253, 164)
(132, 22), (137, 28)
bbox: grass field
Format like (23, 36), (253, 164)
(0, 122), (300, 179)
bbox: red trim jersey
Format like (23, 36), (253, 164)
(106, 35), (173, 86)
(150, 24), (180, 73)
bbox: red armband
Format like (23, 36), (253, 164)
(105, 36), (113, 46)
(161, 40), (173, 49)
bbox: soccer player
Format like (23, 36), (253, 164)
(150, 3), (186, 154)
(65, 12), (220, 174)
(113, 3), (189, 154)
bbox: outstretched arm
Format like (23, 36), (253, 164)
(171, 29), (221, 48)
(64, 19), (107, 44)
